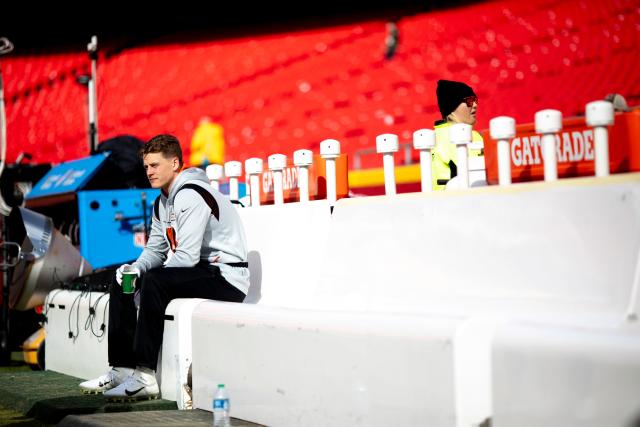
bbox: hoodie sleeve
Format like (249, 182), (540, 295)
(164, 189), (210, 268)
(132, 206), (168, 273)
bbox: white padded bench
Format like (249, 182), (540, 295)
(240, 199), (332, 306)
(158, 200), (332, 406)
(191, 173), (640, 426)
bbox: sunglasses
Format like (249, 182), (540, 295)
(462, 96), (478, 108)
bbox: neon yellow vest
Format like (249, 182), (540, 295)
(432, 122), (484, 191)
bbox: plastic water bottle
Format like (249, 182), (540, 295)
(212, 384), (230, 426)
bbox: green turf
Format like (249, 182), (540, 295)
(0, 402), (54, 426)
(0, 370), (177, 424)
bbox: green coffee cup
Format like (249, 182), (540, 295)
(121, 272), (138, 294)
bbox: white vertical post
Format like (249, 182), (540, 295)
(245, 171), (251, 204)
(205, 164), (224, 191)
(87, 78), (96, 128)
(489, 116), (516, 186)
(534, 109), (562, 182)
(224, 161), (242, 202)
(244, 158), (263, 207)
(586, 100), (614, 177)
(376, 134), (399, 196)
(320, 139), (341, 206)
(294, 149), (313, 203)
(449, 124), (472, 188)
(412, 129), (436, 192)
(268, 154), (287, 205)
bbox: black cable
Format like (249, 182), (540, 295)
(83, 290), (94, 332)
(101, 298), (109, 336)
(67, 289), (86, 342)
(52, 267), (62, 284)
(84, 291), (109, 339)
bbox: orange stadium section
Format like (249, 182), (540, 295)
(2, 0), (639, 172)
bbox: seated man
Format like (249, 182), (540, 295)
(80, 134), (249, 400)
(432, 79), (484, 190)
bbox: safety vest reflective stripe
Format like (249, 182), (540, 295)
(432, 122), (484, 190)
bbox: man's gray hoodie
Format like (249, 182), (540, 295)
(132, 167), (250, 294)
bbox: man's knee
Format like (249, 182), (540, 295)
(141, 267), (165, 293)
(143, 267), (163, 281)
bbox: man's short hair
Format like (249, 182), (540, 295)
(142, 134), (184, 168)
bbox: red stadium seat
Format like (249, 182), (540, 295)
(3, 0), (638, 164)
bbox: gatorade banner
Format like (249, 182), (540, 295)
(259, 154), (349, 204)
(482, 110), (640, 184)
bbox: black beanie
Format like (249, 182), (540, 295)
(436, 80), (476, 120)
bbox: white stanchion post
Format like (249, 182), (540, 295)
(245, 171), (251, 204)
(412, 129), (436, 192)
(224, 161), (242, 202)
(534, 109), (562, 182)
(449, 124), (472, 188)
(320, 139), (340, 206)
(205, 164), (224, 191)
(376, 134), (399, 196)
(586, 100), (614, 177)
(489, 116), (516, 186)
(294, 149), (313, 203)
(268, 154), (287, 205)
(245, 158), (263, 207)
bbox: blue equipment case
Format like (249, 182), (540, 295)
(76, 189), (159, 268)
(26, 153), (160, 269)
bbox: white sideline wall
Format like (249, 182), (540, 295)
(45, 290), (110, 380)
(191, 174), (640, 425)
(192, 303), (462, 427)
(192, 305), (640, 427)
(239, 200), (332, 306)
(492, 322), (640, 427)
(312, 173), (640, 319)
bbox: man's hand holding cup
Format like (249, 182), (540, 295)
(116, 264), (141, 294)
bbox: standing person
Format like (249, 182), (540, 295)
(189, 116), (225, 167)
(79, 134), (249, 400)
(432, 79), (484, 190)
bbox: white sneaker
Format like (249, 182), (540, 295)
(103, 368), (160, 401)
(79, 367), (134, 394)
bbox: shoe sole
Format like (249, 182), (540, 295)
(105, 395), (159, 402)
(81, 389), (106, 395)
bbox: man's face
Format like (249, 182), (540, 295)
(451, 96), (478, 126)
(143, 152), (180, 192)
